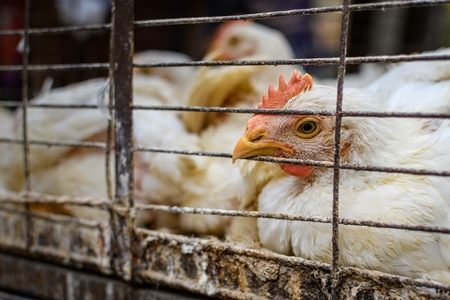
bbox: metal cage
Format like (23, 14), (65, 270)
(1, 0), (450, 299)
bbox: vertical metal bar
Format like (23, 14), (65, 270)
(21, 0), (31, 192)
(109, 0), (135, 280)
(105, 103), (114, 201)
(106, 46), (115, 200)
(331, 0), (351, 298)
(21, 0), (32, 250)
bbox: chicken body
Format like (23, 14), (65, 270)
(0, 54), (205, 230)
(178, 21), (299, 239)
(232, 57), (450, 283)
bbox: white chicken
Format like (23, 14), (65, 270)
(183, 20), (297, 135)
(0, 51), (205, 229)
(132, 49), (196, 97)
(176, 21), (298, 239)
(232, 58), (450, 283)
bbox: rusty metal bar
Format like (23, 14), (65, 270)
(0, 191), (110, 209)
(20, 0), (32, 253)
(26, 210), (107, 227)
(106, 46), (115, 202)
(2, 102), (450, 121)
(130, 53), (450, 68)
(0, 24), (111, 36)
(3, 101), (450, 121)
(132, 146), (450, 177)
(1, 53), (449, 73)
(0, 138), (106, 149)
(0, 102), (100, 109)
(2, 136), (446, 179)
(331, 0), (350, 297)
(1, 190), (449, 236)
(133, 105), (450, 119)
(0, 0), (448, 38)
(134, 204), (450, 235)
(133, 0), (450, 27)
(105, 1), (117, 203)
(0, 63), (109, 72)
(20, 0), (31, 195)
(109, 0), (135, 281)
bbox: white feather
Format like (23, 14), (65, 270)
(238, 48), (450, 283)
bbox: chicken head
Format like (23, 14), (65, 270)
(232, 70), (351, 178)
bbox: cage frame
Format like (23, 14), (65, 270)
(0, 0), (450, 299)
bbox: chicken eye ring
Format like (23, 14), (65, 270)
(295, 118), (320, 138)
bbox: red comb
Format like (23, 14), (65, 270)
(259, 70), (313, 109)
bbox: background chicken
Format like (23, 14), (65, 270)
(183, 20), (297, 135)
(132, 49), (196, 96)
(232, 52), (450, 283)
(171, 21), (300, 239)
(0, 50), (205, 230)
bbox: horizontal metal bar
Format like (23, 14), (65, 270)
(338, 163), (450, 177)
(2, 102), (450, 122)
(132, 146), (231, 158)
(250, 157), (450, 177)
(135, 203), (332, 222)
(133, 105), (450, 119)
(134, 204), (450, 235)
(0, 63), (110, 72)
(0, 138), (106, 149)
(1, 0), (448, 37)
(0, 24), (111, 36)
(341, 111), (450, 119)
(0, 143), (446, 178)
(28, 210), (106, 227)
(0, 191), (110, 209)
(339, 266), (450, 292)
(0, 141), (440, 185)
(2, 102), (449, 120)
(0, 103), (102, 109)
(133, 105), (334, 116)
(0, 204), (106, 228)
(133, 0), (450, 27)
(131, 146), (450, 177)
(132, 53), (450, 68)
(345, 53), (450, 64)
(1, 53), (449, 73)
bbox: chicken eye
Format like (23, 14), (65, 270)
(228, 36), (240, 47)
(296, 118), (320, 138)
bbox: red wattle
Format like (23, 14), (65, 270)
(280, 164), (314, 178)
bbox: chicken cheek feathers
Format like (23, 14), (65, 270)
(280, 164), (314, 178)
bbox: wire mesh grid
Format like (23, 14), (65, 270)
(1, 0), (450, 299)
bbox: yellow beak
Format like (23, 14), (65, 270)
(232, 131), (294, 163)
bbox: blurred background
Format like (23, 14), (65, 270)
(1, 0), (449, 104)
